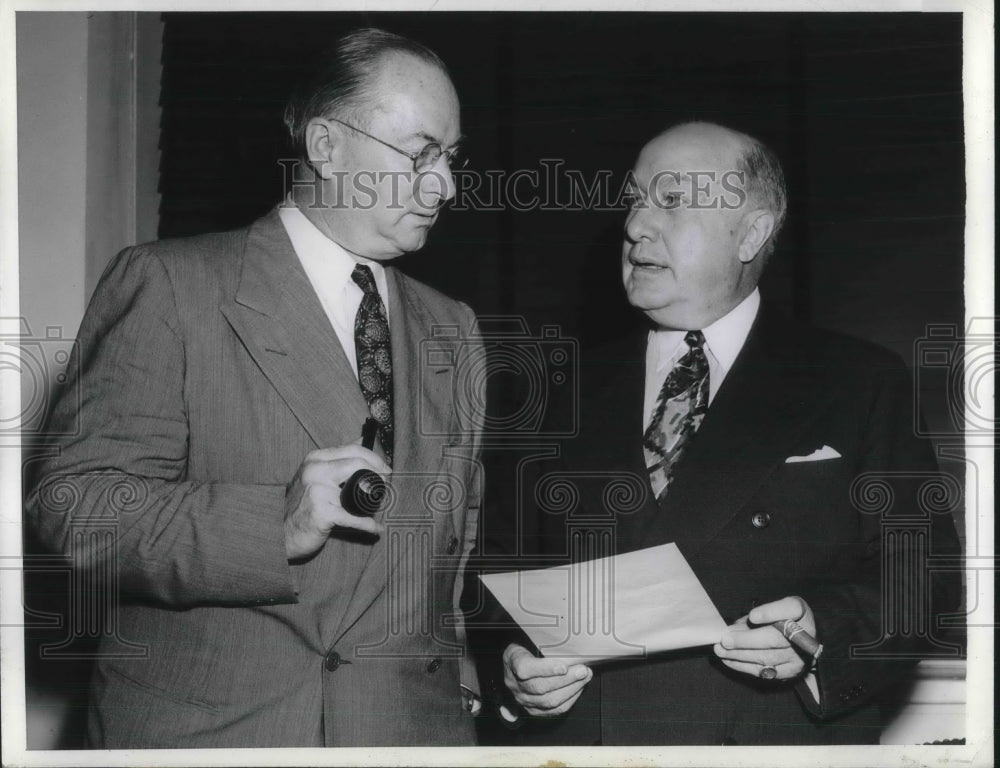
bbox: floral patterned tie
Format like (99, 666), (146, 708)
(352, 264), (394, 464)
(643, 330), (709, 499)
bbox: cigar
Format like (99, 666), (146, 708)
(773, 619), (823, 661)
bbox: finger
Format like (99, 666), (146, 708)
(514, 672), (591, 711)
(507, 663), (591, 697)
(721, 659), (805, 680)
(718, 657), (801, 681)
(312, 487), (385, 534)
(713, 645), (800, 668)
(302, 457), (389, 488)
(522, 684), (587, 717)
(505, 646), (585, 681)
(330, 511), (386, 536)
(747, 596), (807, 626)
(306, 445), (392, 475)
(719, 624), (787, 651)
(719, 616), (749, 644)
(537, 684), (587, 717)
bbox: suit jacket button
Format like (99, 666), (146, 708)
(751, 511), (771, 528)
(426, 657), (442, 673)
(324, 650), (342, 672)
(447, 536), (459, 555)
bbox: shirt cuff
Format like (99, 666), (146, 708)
(804, 671), (820, 703)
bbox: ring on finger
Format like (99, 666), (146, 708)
(759, 665), (778, 680)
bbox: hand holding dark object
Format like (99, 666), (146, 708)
(340, 418), (388, 517)
(283, 442), (389, 560)
(340, 464), (388, 516)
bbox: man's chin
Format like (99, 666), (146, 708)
(374, 239), (427, 261)
(624, 289), (695, 329)
(361, 230), (431, 261)
(624, 281), (675, 312)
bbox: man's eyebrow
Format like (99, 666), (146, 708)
(409, 130), (465, 149)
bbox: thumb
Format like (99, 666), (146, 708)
(747, 596), (807, 626)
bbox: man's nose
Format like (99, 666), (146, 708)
(418, 159), (456, 205)
(624, 206), (654, 243)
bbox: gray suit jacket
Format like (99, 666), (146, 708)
(26, 209), (484, 747)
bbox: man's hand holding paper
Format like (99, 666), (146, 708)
(480, 543), (727, 665)
(482, 544), (826, 718)
(502, 644), (593, 718)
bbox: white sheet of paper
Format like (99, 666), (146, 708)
(480, 543), (727, 663)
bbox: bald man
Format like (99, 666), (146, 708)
(470, 122), (961, 745)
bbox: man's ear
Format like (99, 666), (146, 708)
(304, 118), (339, 179)
(738, 209), (775, 264)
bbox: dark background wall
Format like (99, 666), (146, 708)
(157, 12), (964, 364)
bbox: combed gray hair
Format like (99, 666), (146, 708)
(283, 28), (449, 161)
(736, 136), (788, 263)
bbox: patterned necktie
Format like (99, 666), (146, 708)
(643, 330), (709, 499)
(352, 264), (394, 464)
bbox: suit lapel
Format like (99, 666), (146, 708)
(572, 332), (662, 555)
(332, 269), (454, 642)
(640, 309), (835, 555)
(385, 268), (453, 481)
(220, 209), (370, 450)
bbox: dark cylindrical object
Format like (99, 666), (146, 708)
(340, 469), (387, 516)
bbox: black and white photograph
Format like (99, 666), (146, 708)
(0, 2), (992, 766)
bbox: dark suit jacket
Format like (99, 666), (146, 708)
(469, 304), (962, 746)
(25, 209), (485, 747)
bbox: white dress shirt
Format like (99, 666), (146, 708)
(278, 204), (390, 377)
(642, 288), (760, 431)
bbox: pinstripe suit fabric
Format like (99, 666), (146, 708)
(26, 210), (485, 747)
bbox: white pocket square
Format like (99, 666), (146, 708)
(785, 445), (842, 463)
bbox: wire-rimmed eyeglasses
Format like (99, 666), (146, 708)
(327, 116), (468, 173)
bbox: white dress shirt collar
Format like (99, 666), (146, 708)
(647, 289), (760, 375)
(643, 288), (760, 424)
(278, 203), (390, 376)
(278, 203), (389, 315)
(701, 286), (760, 376)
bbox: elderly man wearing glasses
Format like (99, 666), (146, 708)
(26, 28), (483, 748)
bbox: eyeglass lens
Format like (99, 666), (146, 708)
(415, 144), (466, 172)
